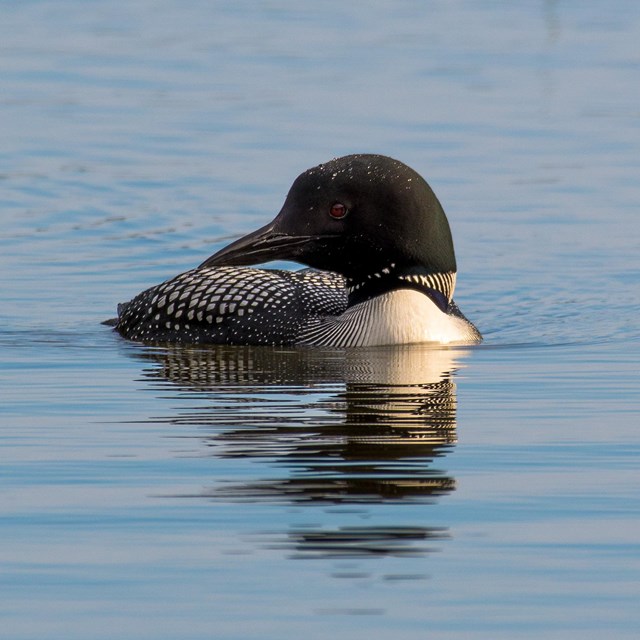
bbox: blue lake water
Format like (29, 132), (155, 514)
(1, 1), (639, 638)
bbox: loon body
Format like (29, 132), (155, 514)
(112, 154), (481, 346)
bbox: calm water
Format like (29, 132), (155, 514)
(1, 2), (639, 638)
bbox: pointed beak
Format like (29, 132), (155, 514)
(199, 221), (314, 269)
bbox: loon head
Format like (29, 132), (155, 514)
(201, 154), (457, 302)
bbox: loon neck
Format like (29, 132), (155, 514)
(346, 264), (456, 312)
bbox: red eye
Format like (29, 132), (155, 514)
(329, 202), (348, 219)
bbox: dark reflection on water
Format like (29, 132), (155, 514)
(135, 344), (467, 557)
(279, 526), (449, 560)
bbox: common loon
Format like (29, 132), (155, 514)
(111, 154), (481, 346)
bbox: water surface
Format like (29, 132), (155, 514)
(1, 2), (639, 639)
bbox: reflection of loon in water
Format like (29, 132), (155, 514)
(139, 345), (467, 557)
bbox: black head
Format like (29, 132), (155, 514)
(201, 154), (457, 284)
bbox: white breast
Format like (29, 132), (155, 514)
(299, 289), (480, 347)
